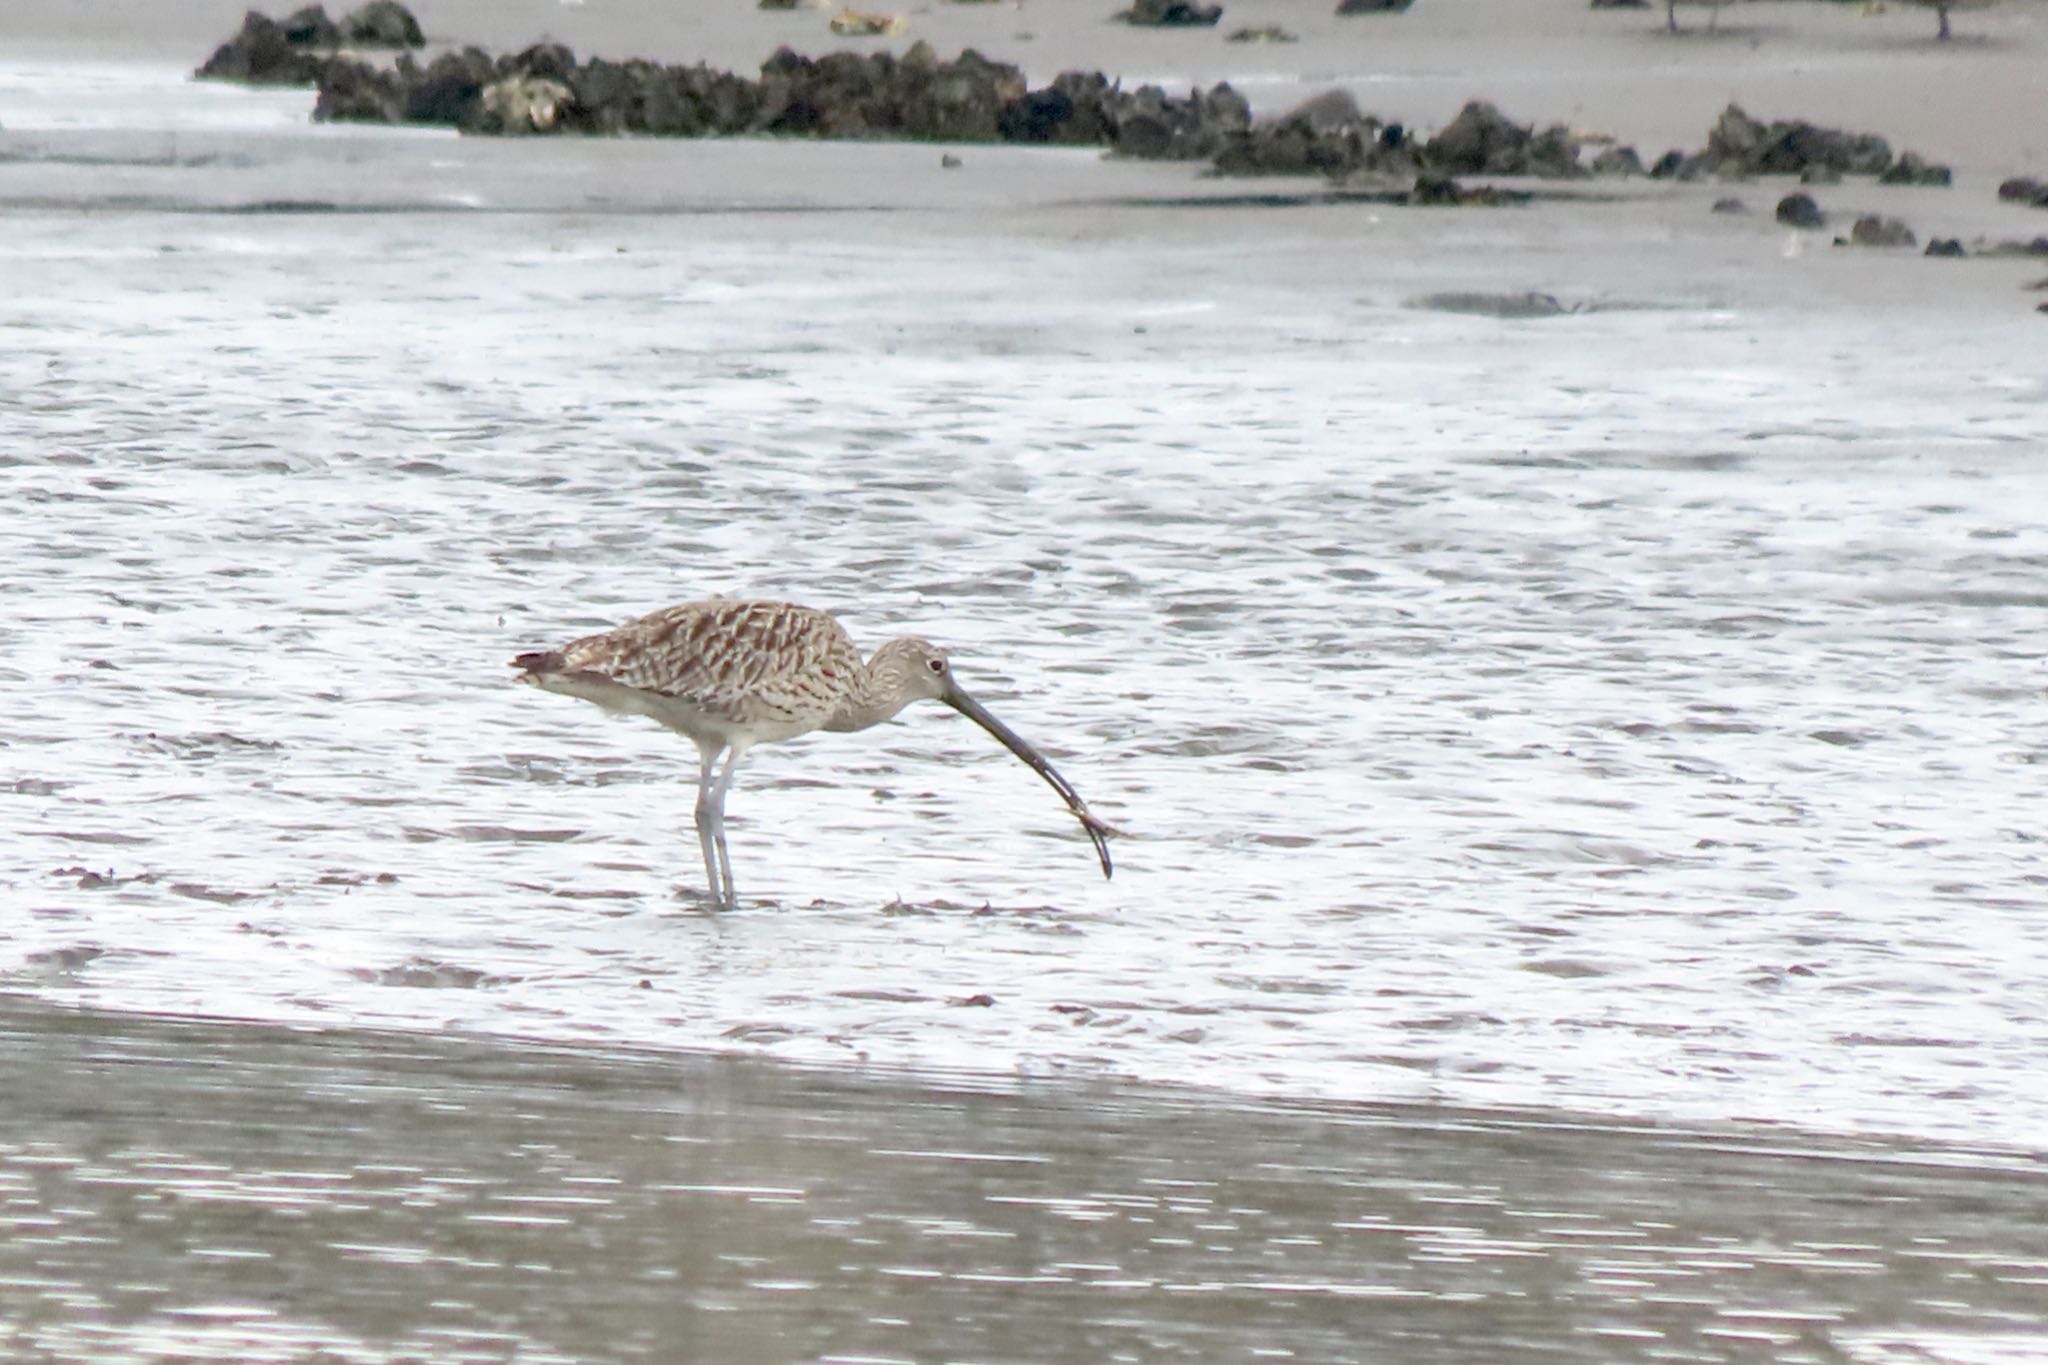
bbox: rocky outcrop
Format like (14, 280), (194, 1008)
(197, 1), (422, 83)
(191, 7), (1947, 219)
(1696, 103), (1948, 182)
(1424, 102), (1583, 178)
(343, 0), (424, 46)
(1108, 82), (1251, 159)
(1212, 90), (1412, 179)
(196, 11), (331, 84)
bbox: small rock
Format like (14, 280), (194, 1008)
(1336, 0), (1413, 11)
(1118, 0), (1224, 24)
(940, 152), (963, 167)
(1711, 195), (1748, 214)
(1775, 192), (1825, 228)
(1848, 213), (1915, 248)
(1225, 23), (1298, 41)
(1923, 238), (1965, 257)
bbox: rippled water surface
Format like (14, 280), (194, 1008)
(8, 998), (2048, 1365)
(3, 59), (2047, 1164)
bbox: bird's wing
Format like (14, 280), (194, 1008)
(556, 599), (863, 721)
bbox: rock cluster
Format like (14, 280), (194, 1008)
(198, 8), (1982, 216)
(1650, 104), (1950, 184)
(196, 3), (424, 84)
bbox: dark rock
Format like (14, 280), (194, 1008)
(1425, 101), (1520, 173)
(1406, 174), (1527, 207)
(196, 11), (330, 84)
(311, 56), (402, 120)
(1225, 24), (1298, 41)
(1588, 145), (1644, 176)
(1119, 0), (1223, 25)
(1336, 0), (1413, 11)
(1848, 214), (1915, 248)
(1108, 81), (1249, 160)
(1647, 150), (1680, 177)
(906, 48), (1028, 140)
(1982, 236), (2048, 258)
(342, 0), (424, 47)
(1412, 290), (1569, 317)
(1212, 97), (1392, 179)
(1410, 172), (1461, 205)
(502, 42), (578, 83)
(280, 5), (342, 46)
(1996, 176), (2048, 206)
(1000, 70), (1117, 145)
(1702, 102), (1893, 178)
(1212, 89), (1392, 176)
(1923, 238), (1965, 257)
(1711, 196), (1748, 214)
(1775, 192), (1825, 228)
(401, 47), (492, 125)
(1589, 0), (1649, 6)
(1424, 101), (1581, 178)
(1878, 151), (1952, 186)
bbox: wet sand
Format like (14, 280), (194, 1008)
(5, 993), (2047, 1364)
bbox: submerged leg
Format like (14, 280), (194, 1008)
(692, 743), (725, 906)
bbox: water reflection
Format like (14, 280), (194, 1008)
(2, 997), (2043, 1363)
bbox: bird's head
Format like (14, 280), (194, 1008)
(868, 636), (956, 707)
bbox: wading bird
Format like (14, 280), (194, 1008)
(512, 598), (1117, 907)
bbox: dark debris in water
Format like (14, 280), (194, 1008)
(170, 882), (259, 905)
(53, 865), (158, 890)
(348, 958), (517, 990)
(128, 729), (284, 760)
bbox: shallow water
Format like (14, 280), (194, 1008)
(2, 57), (2046, 1166)
(6, 997), (2048, 1365)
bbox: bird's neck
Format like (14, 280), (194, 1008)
(823, 655), (914, 733)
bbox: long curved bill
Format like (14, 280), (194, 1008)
(942, 682), (1117, 880)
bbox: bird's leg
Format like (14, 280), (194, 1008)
(693, 743), (726, 908)
(706, 746), (748, 907)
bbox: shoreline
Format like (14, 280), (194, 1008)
(6, 0), (2047, 175)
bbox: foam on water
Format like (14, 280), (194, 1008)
(2, 67), (2045, 1154)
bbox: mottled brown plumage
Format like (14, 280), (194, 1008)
(512, 597), (1116, 906)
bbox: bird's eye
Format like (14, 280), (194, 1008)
(928, 658), (946, 673)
